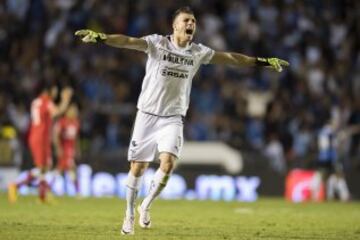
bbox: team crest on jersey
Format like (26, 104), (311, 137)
(163, 53), (194, 66)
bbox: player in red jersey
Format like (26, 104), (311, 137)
(53, 103), (80, 195)
(8, 81), (73, 203)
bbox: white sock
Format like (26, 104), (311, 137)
(336, 177), (350, 202)
(311, 172), (322, 201)
(326, 175), (337, 200)
(126, 172), (142, 218)
(141, 168), (169, 210)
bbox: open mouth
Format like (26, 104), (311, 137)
(185, 29), (193, 35)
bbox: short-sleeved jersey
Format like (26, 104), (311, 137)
(137, 34), (215, 116)
(55, 117), (80, 152)
(318, 125), (338, 162)
(29, 94), (54, 143)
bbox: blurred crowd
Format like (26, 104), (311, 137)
(0, 0), (359, 173)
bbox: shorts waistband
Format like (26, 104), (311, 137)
(139, 110), (185, 123)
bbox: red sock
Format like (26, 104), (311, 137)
(16, 172), (35, 188)
(39, 180), (48, 202)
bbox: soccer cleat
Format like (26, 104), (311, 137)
(8, 183), (18, 203)
(45, 192), (58, 205)
(121, 215), (135, 235)
(137, 205), (151, 229)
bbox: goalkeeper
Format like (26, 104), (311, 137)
(75, 6), (289, 235)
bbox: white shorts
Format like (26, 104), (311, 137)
(128, 111), (184, 162)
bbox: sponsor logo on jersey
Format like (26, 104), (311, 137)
(161, 69), (189, 79)
(163, 53), (194, 66)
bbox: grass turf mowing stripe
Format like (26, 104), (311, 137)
(0, 194), (359, 240)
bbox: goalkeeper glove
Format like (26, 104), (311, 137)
(256, 57), (289, 72)
(74, 29), (107, 43)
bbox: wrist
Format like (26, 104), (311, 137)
(96, 32), (107, 43)
(255, 57), (270, 66)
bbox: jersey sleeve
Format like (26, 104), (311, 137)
(142, 34), (163, 57)
(198, 43), (215, 65)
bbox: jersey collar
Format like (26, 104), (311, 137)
(168, 35), (192, 52)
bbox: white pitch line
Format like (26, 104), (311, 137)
(234, 208), (254, 214)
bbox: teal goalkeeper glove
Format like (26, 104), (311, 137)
(74, 29), (107, 43)
(256, 57), (289, 72)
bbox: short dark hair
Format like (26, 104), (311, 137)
(172, 6), (194, 23)
(35, 79), (56, 95)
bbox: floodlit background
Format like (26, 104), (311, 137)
(0, 0), (359, 201)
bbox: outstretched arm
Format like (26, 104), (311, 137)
(75, 29), (147, 52)
(53, 121), (63, 161)
(51, 87), (73, 118)
(210, 51), (289, 72)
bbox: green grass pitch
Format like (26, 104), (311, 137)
(0, 194), (359, 240)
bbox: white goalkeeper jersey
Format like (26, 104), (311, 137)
(137, 34), (215, 116)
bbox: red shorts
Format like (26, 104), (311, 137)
(57, 149), (75, 171)
(29, 138), (52, 168)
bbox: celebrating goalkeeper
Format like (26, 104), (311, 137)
(75, 6), (289, 235)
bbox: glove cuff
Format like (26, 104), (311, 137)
(95, 33), (107, 43)
(255, 57), (270, 67)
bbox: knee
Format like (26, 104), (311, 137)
(130, 162), (149, 177)
(161, 162), (174, 174)
(159, 154), (176, 174)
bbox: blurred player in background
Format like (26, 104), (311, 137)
(53, 103), (80, 195)
(8, 81), (73, 203)
(313, 112), (360, 202)
(75, 6), (289, 235)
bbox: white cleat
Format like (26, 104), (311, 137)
(121, 215), (135, 235)
(137, 205), (151, 229)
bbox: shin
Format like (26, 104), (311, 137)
(125, 161), (148, 217)
(141, 153), (176, 210)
